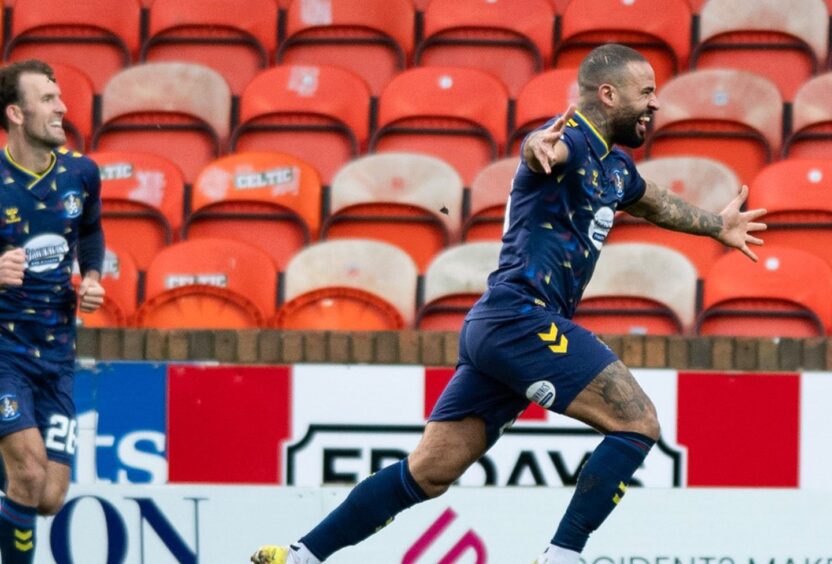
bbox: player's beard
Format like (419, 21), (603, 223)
(22, 112), (66, 150)
(611, 105), (650, 148)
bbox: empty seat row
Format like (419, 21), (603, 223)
(92, 149), (832, 282)
(3, 0), (832, 100)
(77, 238), (832, 339)
(37, 60), (832, 190)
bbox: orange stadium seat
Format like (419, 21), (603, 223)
(274, 239), (418, 330)
(607, 156), (740, 275)
(417, 241), (500, 330)
(463, 157), (517, 242)
(554, 0), (691, 89)
(232, 64), (370, 186)
(691, 0), (828, 101)
(93, 63), (231, 184)
(697, 246), (832, 337)
(509, 68), (580, 154)
(575, 243), (698, 335)
(549, 0), (572, 12)
(185, 151), (323, 272)
(51, 64), (94, 151)
(141, 0), (279, 95)
(415, 0), (555, 98)
(322, 152), (463, 272)
(683, 0), (708, 12)
(6, 0), (141, 93)
(135, 238), (277, 328)
(749, 159), (832, 270)
(89, 151), (185, 272)
(74, 246), (139, 328)
(784, 72), (832, 159)
(371, 67), (509, 187)
(277, 0), (414, 97)
(646, 69), (783, 187)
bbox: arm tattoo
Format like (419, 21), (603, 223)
(635, 180), (723, 237)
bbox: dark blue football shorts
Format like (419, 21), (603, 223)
(429, 307), (618, 447)
(0, 354), (76, 466)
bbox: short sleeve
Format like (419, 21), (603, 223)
(520, 116), (587, 174)
(619, 154), (647, 208)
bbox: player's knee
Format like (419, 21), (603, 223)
(37, 493), (65, 516)
(634, 398), (661, 441)
(409, 453), (466, 499)
(36, 479), (69, 516)
(7, 463), (47, 502)
(413, 470), (455, 499)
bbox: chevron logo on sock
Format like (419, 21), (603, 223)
(14, 528), (33, 551)
(612, 481), (628, 505)
(537, 323), (568, 354)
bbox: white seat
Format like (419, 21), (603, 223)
(284, 239), (418, 326)
(584, 242), (698, 328)
(636, 156), (740, 213)
(423, 242), (501, 305)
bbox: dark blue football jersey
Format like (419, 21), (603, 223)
(471, 111), (646, 319)
(0, 147), (103, 363)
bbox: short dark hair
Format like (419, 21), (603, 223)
(0, 59), (56, 131)
(578, 44), (648, 96)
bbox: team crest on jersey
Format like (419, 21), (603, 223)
(62, 192), (82, 218)
(612, 170), (625, 197)
(0, 394), (20, 422)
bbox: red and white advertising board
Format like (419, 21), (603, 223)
(165, 365), (832, 488)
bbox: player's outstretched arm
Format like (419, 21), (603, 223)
(0, 248), (25, 286)
(624, 181), (767, 262)
(522, 105), (577, 174)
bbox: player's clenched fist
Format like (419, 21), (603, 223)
(78, 275), (105, 313)
(0, 248), (26, 287)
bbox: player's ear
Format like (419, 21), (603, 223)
(598, 83), (616, 108)
(5, 103), (23, 127)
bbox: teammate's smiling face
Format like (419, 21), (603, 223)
(16, 72), (67, 150)
(609, 61), (659, 148)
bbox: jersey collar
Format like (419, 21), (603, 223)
(2, 147), (57, 200)
(573, 111), (611, 160)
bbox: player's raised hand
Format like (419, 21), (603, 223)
(0, 248), (26, 287)
(78, 275), (105, 313)
(524, 104), (577, 174)
(717, 185), (767, 262)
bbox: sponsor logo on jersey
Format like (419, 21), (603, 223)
(588, 206), (614, 250)
(24, 233), (70, 272)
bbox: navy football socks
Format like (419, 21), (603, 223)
(552, 431), (655, 552)
(300, 458), (428, 561)
(0, 496), (36, 564)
